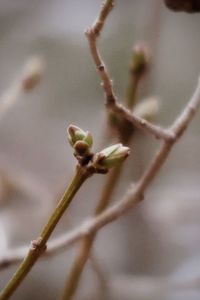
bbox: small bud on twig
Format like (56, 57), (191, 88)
(67, 125), (93, 149)
(126, 43), (150, 109)
(67, 125), (93, 164)
(22, 56), (45, 91)
(130, 43), (149, 80)
(93, 143), (130, 170)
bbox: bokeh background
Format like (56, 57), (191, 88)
(0, 0), (200, 299)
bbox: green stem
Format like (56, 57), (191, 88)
(0, 165), (90, 300)
(126, 75), (139, 110)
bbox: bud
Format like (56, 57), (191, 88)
(93, 143), (130, 169)
(74, 141), (91, 156)
(22, 56), (45, 91)
(164, 0), (200, 13)
(67, 125), (93, 149)
(130, 43), (149, 79)
(134, 97), (160, 121)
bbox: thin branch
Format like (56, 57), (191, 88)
(85, 0), (116, 105)
(89, 252), (109, 299)
(107, 101), (175, 141)
(85, 0), (172, 143)
(62, 0), (200, 298)
(0, 56), (44, 120)
(0, 124), (130, 299)
(1, 80), (199, 297)
(0, 165), (93, 300)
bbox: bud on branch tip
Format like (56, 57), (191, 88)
(131, 43), (149, 79)
(67, 125), (130, 170)
(93, 143), (130, 169)
(67, 124), (93, 149)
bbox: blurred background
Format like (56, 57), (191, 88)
(0, 0), (200, 299)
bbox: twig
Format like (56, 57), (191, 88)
(60, 0), (200, 298)
(61, 79), (200, 257)
(0, 124), (130, 299)
(90, 252), (109, 299)
(0, 56), (44, 120)
(108, 101), (175, 141)
(85, 0), (170, 143)
(0, 165), (93, 300)
(1, 79), (200, 275)
(85, 0), (116, 105)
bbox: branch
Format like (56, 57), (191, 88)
(2, 79), (200, 296)
(0, 56), (44, 120)
(85, 0), (116, 105)
(0, 125), (130, 300)
(85, 1), (170, 142)
(107, 101), (175, 141)
(0, 165), (91, 300)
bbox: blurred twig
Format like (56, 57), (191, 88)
(108, 101), (174, 141)
(0, 126), (129, 300)
(60, 1), (151, 299)
(0, 56), (44, 120)
(60, 0), (200, 298)
(1, 78), (200, 279)
(90, 252), (109, 299)
(0, 165), (91, 300)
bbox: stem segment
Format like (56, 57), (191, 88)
(0, 165), (90, 300)
(60, 165), (122, 299)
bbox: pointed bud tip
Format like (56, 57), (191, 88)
(67, 124), (93, 151)
(94, 144), (130, 170)
(131, 43), (150, 77)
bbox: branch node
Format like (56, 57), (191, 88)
(30, 237), (46, 254)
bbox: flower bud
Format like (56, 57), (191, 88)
(67, 125), (93, 149)
(22, 56), (45, 91)
(94, 143), (130, 169)
(74, 141), (90, 156)
(130, 43), (149, 79)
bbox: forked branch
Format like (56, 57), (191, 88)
(1, 79), (200, 277)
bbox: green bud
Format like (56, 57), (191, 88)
(67, 125), (93, 149)
(130, 43), (149, 78)
(94, 143), (130, 169)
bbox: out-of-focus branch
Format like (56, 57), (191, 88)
(107, 101), (175, 142)
(89, 252), (109, 299)
(61, 2), (149, 299)
(0, 56), (44, 120)
(125, 44), (149, 109)
(60, 0), (200, 299)
(0, 165), (91, 300)
(1, 79), (200, 276)
(0, 125), (130, 300)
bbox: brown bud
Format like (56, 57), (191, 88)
(74, 141), (90, 156)
(164, 0), (200, 13)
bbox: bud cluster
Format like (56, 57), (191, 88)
(67, 124), (130, 171)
